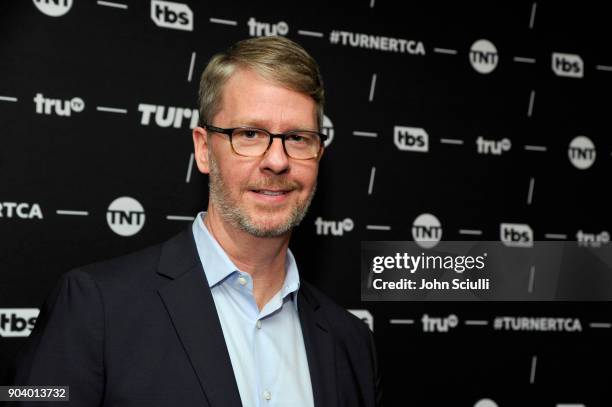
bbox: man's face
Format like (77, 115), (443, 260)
(193, 68), (322, 237)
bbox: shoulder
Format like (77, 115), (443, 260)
(66, 242), (163, 288)
(61, 226), (194, 296)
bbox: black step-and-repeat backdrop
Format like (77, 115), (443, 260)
(1, 1), (611, 405)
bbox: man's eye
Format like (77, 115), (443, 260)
(243, 130), (258, 138)
(287, 134), (305, 142)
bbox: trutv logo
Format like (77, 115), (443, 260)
(0, 309), (39, 337)
(34, 93), (85, 117)
(500, 223), (533, 248)
(552, 53), (584, 78)
(315, 217), (354, 236)
(151, 0), (193, 31)
(248, 17), (289, 37)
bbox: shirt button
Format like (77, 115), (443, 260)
(256, 320), (262, 329)
(263, 390), (271, 400)
(238, 276), (247, 286)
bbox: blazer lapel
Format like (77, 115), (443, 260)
(298, 284), (339, 407)
(156, 228), (242, 407)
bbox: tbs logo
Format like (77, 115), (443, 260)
(151, 0), (193, 31)
(552, 53), (584, 78)
(0, 309), (39, 338)
(394, 126), (428, 153)
(500, 223), (533, 248)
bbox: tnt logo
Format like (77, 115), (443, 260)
(394, 126), (428, 153)
(33, 0), (72, 17)
(568, 136), (596, 169)
(151, 0), (193, 31)
(321, 115), (334, 148)
(348, 309), (374, 331)
(577, 230), (610, 247)
(421, 314), (458, 333)
(34, 93), (85, 117)
(552, 53), (584, 78)
(248, 17), (289, 37)
(412, 213), (442, 249)
(0, 202), (43, 219)
(500, 223), (533, 248)
(315, 217), (354, 236)
(0, 309), (39, 338)
(469, 39), (498, 74)
(106, 197), (145, 237)
(138, 104), (199, 129)
(476, 137), (511, 155)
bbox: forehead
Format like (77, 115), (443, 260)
(216, 68), (317, 130)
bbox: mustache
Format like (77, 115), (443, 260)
(247, 178), (301, 191)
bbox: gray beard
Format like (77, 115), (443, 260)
(207, 152), (316, 238)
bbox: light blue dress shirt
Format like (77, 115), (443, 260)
(192, 212), (314, 407)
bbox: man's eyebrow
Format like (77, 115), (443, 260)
(230, 119), (317, 131)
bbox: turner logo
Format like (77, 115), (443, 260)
(315, 217), (354, 236)
(394, 126), (428, 152)
(500, 223), (533, 248)
(348, 309), (374, 331)
(552, 53), (584, 78)
(421, 314), (458, 333)
(33, 0), (73, 17)
(0, 202), (43, 219)
(151, 0), (193, 31)
(138, 104), (199, 129)
(412, 213), (442, 249)
(568, 136), (596, 169)
(469, 39), (498, 74)
(577, 230), (610, 247)
(476, 137), (511, 155)
(248, 17), (289, 37)
(34, 93), (85, 117)
(106, 197), (145, 237)
(0, 309), (39, 338)
(321, 115), (334, 147)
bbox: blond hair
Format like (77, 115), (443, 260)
(198, 36), (325, 128)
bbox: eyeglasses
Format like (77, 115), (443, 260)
(202, 124), (327, 160)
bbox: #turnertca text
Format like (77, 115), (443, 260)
(372, 252), (487, 274)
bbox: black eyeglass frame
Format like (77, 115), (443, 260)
(202, 123), (328, 160)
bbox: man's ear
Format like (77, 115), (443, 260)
(192, 126), (211, 174)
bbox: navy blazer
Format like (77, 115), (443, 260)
(11, 227), (382, 406)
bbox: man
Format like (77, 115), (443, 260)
(11, 36), (382, 406)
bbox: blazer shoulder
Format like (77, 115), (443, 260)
(71, 242), (163, 285)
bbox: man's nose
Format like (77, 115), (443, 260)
(260, 137), (290, 174)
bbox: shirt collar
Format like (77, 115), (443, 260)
(192, 212), (301, 302)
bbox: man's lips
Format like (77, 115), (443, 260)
(251, 189), (290, 196)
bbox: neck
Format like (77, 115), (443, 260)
(203, 206), (291, 310)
